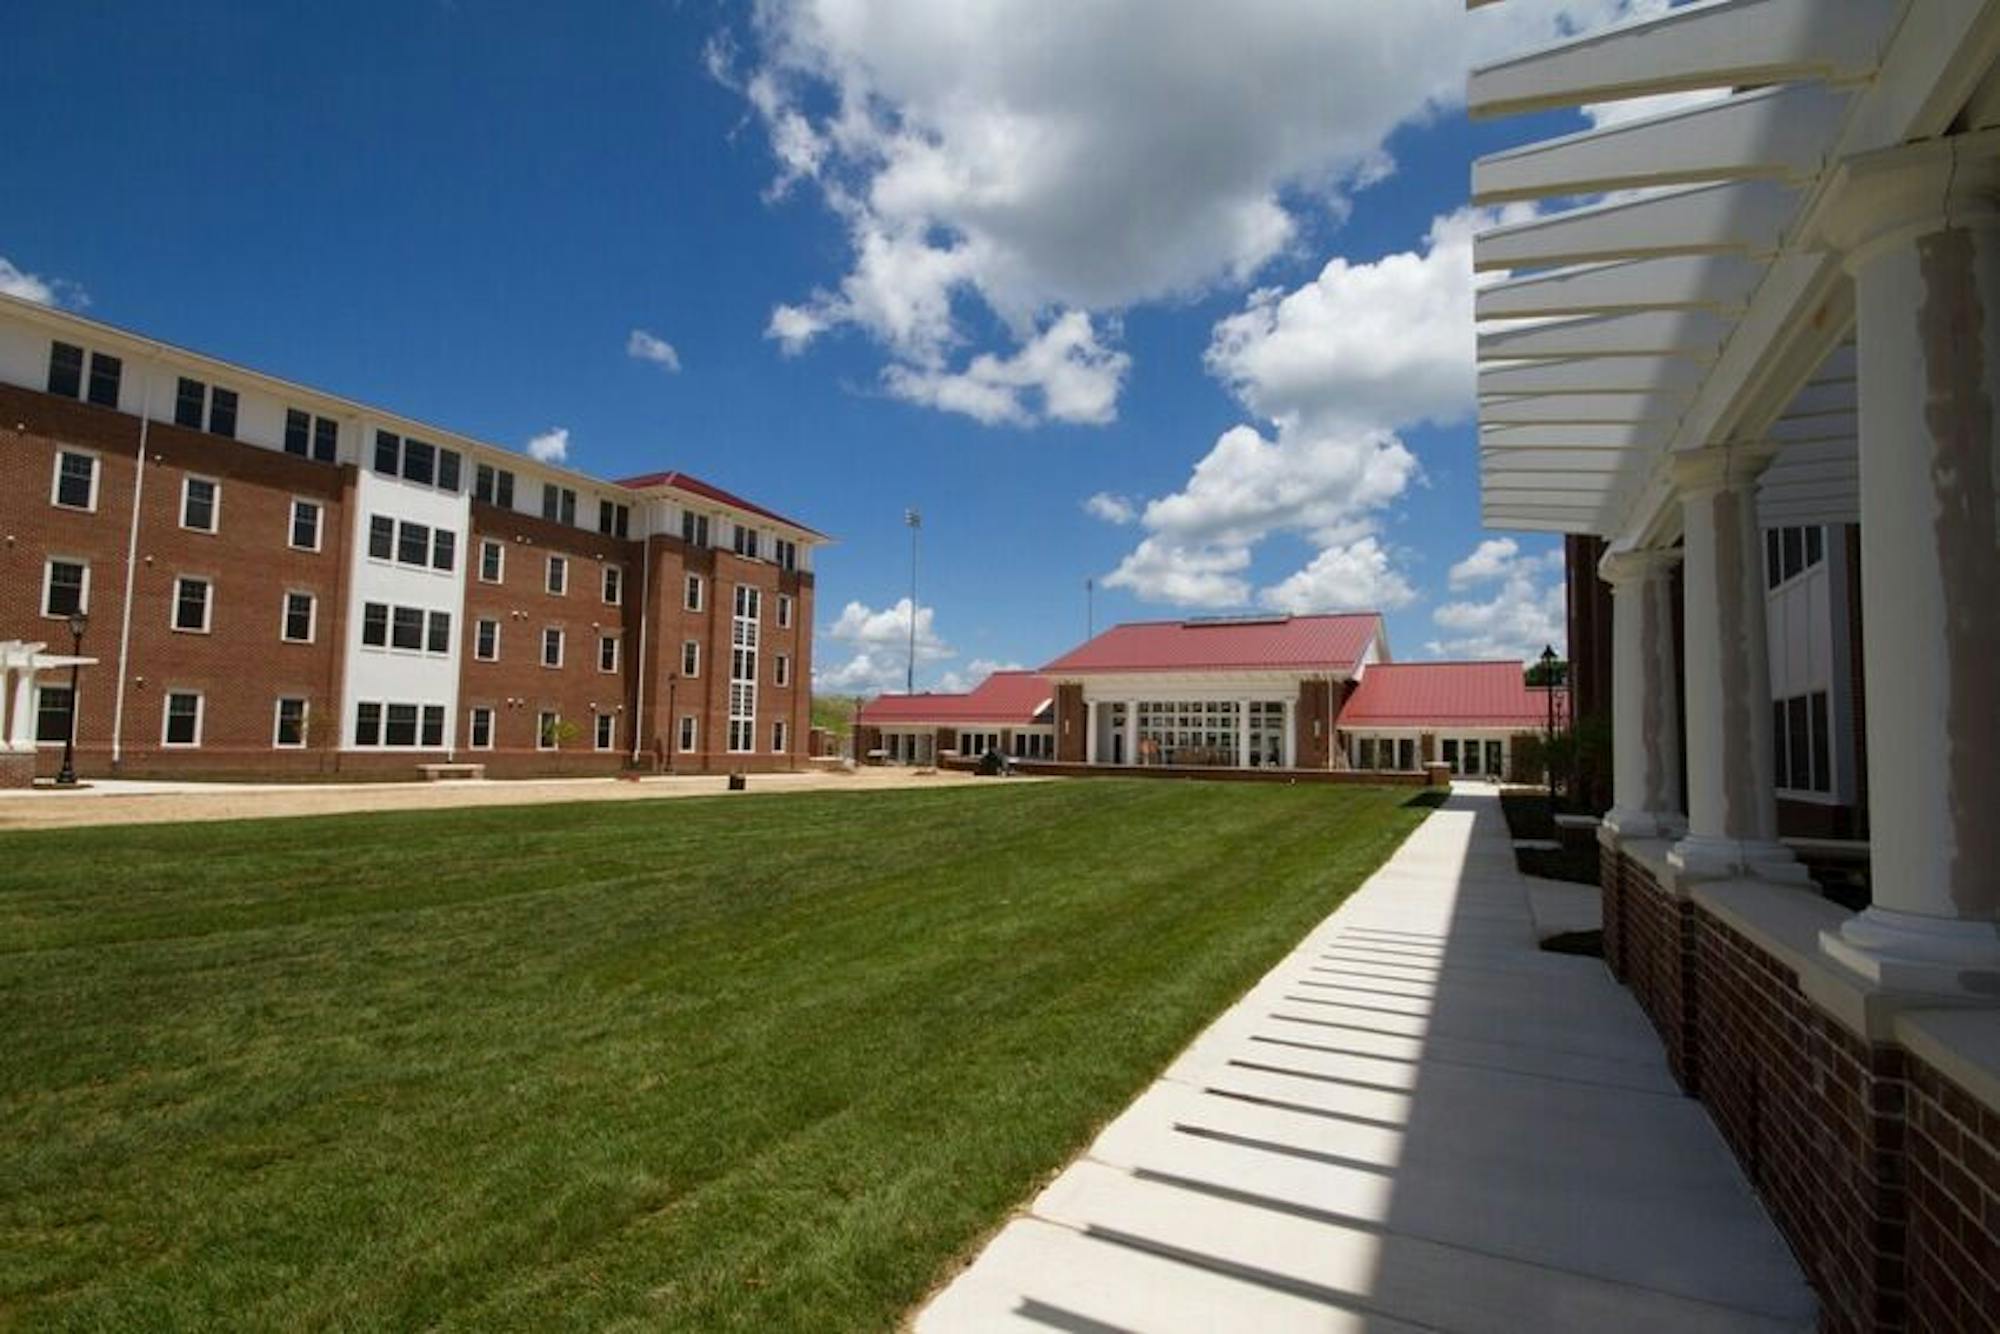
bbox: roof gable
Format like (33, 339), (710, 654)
(1042, 613), (1382, 675)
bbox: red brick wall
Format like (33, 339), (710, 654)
(1054, 683), (1085, 762)
(1614, 854), (1699, 1090)
(1906, 1059), (2000, 1332)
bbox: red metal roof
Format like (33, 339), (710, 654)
(1041, 614), (1383, 675)
(614, 469), (825, 538)
(1339, 661), (1564, 729)
(858, 671), (1055, 726)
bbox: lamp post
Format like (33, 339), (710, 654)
(904, 507), (922, 694)
(56, 610), (88, 787)
(1539, 643), (1558, 807)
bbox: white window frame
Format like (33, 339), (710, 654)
(682, 640), (700, 678)
(288, 498), (323, 552)
(777, 594), (793, 629)
(479, 539), (505, 584)
(50, 448), (100, 513)
(172, 576), (213, 634)
(41, 556), (90, 620)
(678, 715), (697, 753)
(537, 710), (560, 750)
(33, 680), (78, 747)
(598, 633), (620, 674)
(594, 713), (616, 750)
(280, 590), (317, 644)
(468, 705), (495, 751)
(179, 475), (221, 534)
(475, 618), (501, 662)
(685, 574), (703, 612)
(602, 565), (622, 604)
(546, 555), (568, 596)
(272, 696), (309, 749)
(161, 691), (204, 748)
(541, 626), (565, 669)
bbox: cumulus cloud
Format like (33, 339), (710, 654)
(721, 0), (1645, 425)
(814, 597), (956, 693)
(525, 428), (570, 465)
(1084, 492), (1138, 525)
(1260, 537), (1416, 614)
(0, 256), (83, 308)
(880, 310), (1128, 426)
(1428, 539), (1567, 663)
(935, 657), (1026, 694)
(627, 329), (682, 372)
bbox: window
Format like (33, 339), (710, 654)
(285, 410), (340, 463)
(208, 387), (238, 438)
(682, 640), (699, 677)
(52, 450), (97, 511)
(1773, 690), (1834, 795)
(174, 377), (206, 429)
(355, 702), (382, 746)
(47, 342), (84, 398)
(35, 684), (73, 745)
(772, 720), (787, 753)
(684, 574), (703, 612)
(728, 585), (760, 752)
(87, 352), (122, 408)
(776, 594), (793, 630)
(162, 692), (203, 747)
(542, 627), (564, 668)
(391, 606), (424, 651)
(180, 477), (218, 533)
(422, 705), (445, 748)
(682, 510), (709, 547)
(774, 538), (797, 572)
(290, 499), (321, 551)
(385, 703), (419, 747)
(369, 514), (395, 560)
(426, 611), (451, 655)
(475, 464), (516, 508)
(1765, 524), (1828, 589)
(475, 618), (500, 661)
(374, 430), (401, 475)
(595, 713), (616, 750)
(538, 710), (560, 750)
(602, 565), (622, 604)
(372, 432), (461, 492)
(274, 697), (308, 748)
(398, 520), (430, 567)
(403, 438), (436, 487)
(546, 556), (568, 595)
(774, 654), (790, 688)
(541, 483), (577, 526)
(733, 525), (759, 560)
(479, 539), (505, 583)
(282, 591), (315, 643)
(598, 500), (630, 538)
(352, 700), (444, 748)
(468, 706), (494, 750)
(599, 634), (619, 673)
(437, 450), (461, 494)
(679, 715), (697, 753)
(362, 601), (388, 647)
(431, 529), (456, 573)
(172, 577), (211, 633)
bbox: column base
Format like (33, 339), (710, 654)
(1603, 807), (1686, 840)
(1819, 907), (2000, 1000)
(1668, 834), (1812, 886)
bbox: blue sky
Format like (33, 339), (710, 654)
(2, 2), (1638, 693)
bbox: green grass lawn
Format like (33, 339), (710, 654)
(1, 780), (1432, 1331)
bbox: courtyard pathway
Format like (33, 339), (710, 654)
(918, 786), (1815, 1332)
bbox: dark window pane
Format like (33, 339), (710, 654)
(614, 505), (629, 539)
(402, 439), (435, 486)
(475, 464), (495, 504)
(356, 701), (382, 745)
(1766, 529), (1781, 589)
(87, 353), (121, 408)
(477, 620), (497, 658)
(392, 606), (424, 650)
(374, 431), (401, 475)
(292, 502), (319, 549)
(276, 699), (306, 747)
(1805, 525), (1824, 568)
(1771, 700), (1787, 790)
(48, 342), (84, 398)
(542, 629), (561, 666)
(560, 489), (576, 527)
(426, 611), (450, 655)
(182, 478), (216, 531)
(1810, 691), (1832, 793)
(397, 521), (429, 566)
(480, 542), (502, 582)
(599, 499), (615, 535)
(56, 451), (95, 508)
(385, 704), (419, 747)
(313, 417), (339, 463)
(421, 706), (444, 748)
(368, 515), (394, 560)
(362, 602), (388, 646)
(285, 409), (311, 456)
(165, 694), (200, 745)
(542, 484), (560, 521)
(208, 388), (237, 438)
(1782, 527), (1803, 582)
(431, 529), (455, 572)
(175, 579), (209, 631)
(470, 710), (491, 748)
(35, 685), (73, 744)
(175, 378), (206, 429)
(437, 449), (461, 493)
(285, 593), (313, 640)
(1788, 695), (1811, 792)
(496, 470), (514, 508)
(600, 636), (617, 670)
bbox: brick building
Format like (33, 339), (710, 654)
(0, 294), (824, 782)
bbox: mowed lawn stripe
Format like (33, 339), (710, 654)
(0, 780), (1433, 1331)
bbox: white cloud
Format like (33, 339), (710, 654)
(1427, 539), (1567, 663)
(935, 657), (1025, 694)
(0, 256), (82, 308)
(880, 310), (1128, 426)
(815, 597), (957, 693)
(1260, 538), (1416, 614)
(525, 428), (570, 464)
(1104, 538), (1252, 610)
(723, 0), (1648, 424)
(627, 328), (682, 372)
(1084, 492), (1138, 525)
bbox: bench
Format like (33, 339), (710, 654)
(418, 762), (486, 782)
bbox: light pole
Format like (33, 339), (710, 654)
(1085, 576), (1094, 639)
(904, 507), (922, 694)
(56, 610), (88, 787)
(1540, 643), (1558, 807)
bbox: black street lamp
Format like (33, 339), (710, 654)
(56, 610), (88, 787)
(1539, 643), (1558, 807)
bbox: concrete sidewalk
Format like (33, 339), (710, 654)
(917, 787), (1814, 1332)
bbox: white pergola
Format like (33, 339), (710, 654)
(0, 641), (95, 757)
(1471, 0), (2000, 998)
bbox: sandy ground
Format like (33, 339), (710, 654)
(0, 766), (1029, 833)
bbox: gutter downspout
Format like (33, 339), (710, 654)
(630, 508), (651, 766)
(110, 356), (159, 767)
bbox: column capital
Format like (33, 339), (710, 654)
(1809, 128), (2000, 271)
(1670, 441), (1780, 500)
(1597, 546), (1681, 588)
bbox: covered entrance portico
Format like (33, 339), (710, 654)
(0, 640), (98, 788)
(1080, 675), (1298, 770)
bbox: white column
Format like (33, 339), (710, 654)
(1815, 132), (2000, 992)
(1123, 706), (1138, 767)
(1281, 699), (1296, 769)
(1085, 700), (1099, 764)
(1236, 700), (1250, 769)
(1668, 445), (1808, 884)
(1601, 549), (1684, 839)
(8, 661), (38, 751)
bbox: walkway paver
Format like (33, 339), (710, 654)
(917, 787), (1815, 1333)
